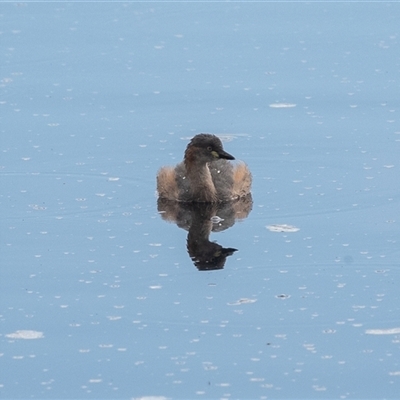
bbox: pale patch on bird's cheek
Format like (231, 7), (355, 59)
(211, 151), (219, 158)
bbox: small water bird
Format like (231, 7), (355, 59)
(157, 133), (252, 203)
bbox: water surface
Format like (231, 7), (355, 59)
(1, 2), (399, 399)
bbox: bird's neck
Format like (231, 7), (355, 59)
(185, 159), (217, 202)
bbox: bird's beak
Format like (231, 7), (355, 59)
(216, 150), (235, 160)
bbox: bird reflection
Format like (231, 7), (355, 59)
(157, 195), (252, 270)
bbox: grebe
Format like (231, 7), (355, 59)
(157, 133), (252, 203)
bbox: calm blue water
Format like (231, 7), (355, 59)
(1, 2), (399, 399)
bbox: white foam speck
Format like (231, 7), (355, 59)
(365, 327), (400, 335)
(133, 397), (169, 400)
(6, 330), (44, 339)
(269, 103), (296, 108)
(266, 224), (300, 233)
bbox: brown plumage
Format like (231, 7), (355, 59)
(157, 133), (252, 203)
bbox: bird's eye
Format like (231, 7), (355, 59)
(207, 146), (212, 151)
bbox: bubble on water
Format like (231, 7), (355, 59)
(228, 298), (257, 306)
(210, 215), (224, 223)
(275, 294), (291, 300)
